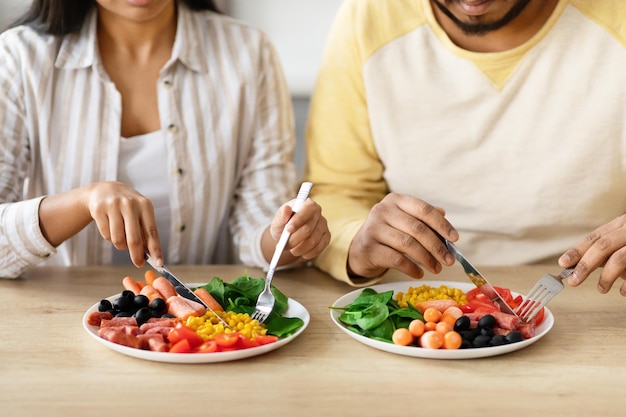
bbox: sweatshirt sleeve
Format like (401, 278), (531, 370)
(303, 0), (389, 286)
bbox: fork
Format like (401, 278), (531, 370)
(514, 267), (575, 322)
(251, 182), (313, 323)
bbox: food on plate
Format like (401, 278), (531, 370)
(332, 283), (545, 350)
(395, 284), (468, 308)
(87, 273), (303, 354)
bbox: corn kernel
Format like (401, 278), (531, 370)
(395, 284), (467, 308)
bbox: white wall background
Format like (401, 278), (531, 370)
(226, 0), (342, 97)
(0, 0), (26, 29)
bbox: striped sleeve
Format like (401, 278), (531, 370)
(230, 31), (297, 268)
(0, 197), (56, 278)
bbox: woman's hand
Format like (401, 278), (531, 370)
(85, 181), (162, 267)
(39, 181), (163, 268)
(262, 198), (330, 265)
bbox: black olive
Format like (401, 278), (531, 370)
(454, 316), (471, 332)
(478, 314), (496, 329)
(133, 294), (150, 309)
(468, 328), (481, 339)
(491, 334), (507, 346)
(121, 290), (135, 300)
(460, 339), (473, 349)
(505, 331), (523, 343)
(160, 313), (175, 319)
(115, 311), (133, 317)
(472, 334), (491, 348)
(113, 296), (132, 312)
(480, 327), (494, 337)
(133, 307), (153, 326)
(150, 298), (167, 315)
(459, 330), (475, 342)
(98, 299), (113, 312)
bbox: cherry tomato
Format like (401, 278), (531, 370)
(213, 332), (240, 348)
(511, 295), (523, 310)
(439, 314), (457, 328)
(435, 321), (453, 334)
(459, 304), (474, 314)
(237, 334), (260, 349)
(169, 338), (193, 354)
(195, 340), (218, 353)
(494, 286), (513, 304)
(423, 307), (442, 323)
(408, 319), (425, 337)
(392, 328), (413, 346)
(168, 323), (204, 349)
(532, 307), (546, 326)
(419, 331), (443, 349)
(424, 321), (437, 332)
(443, 331), (462, 349)
(255, 335), (279, 345)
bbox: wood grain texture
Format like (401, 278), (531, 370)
(1, 264), (624, 417)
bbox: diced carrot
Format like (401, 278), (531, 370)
(144, 270), (158, 286)
(166, 295), (202, 320)
(152, 277), (178, 300)
(122, 276), (142, 295)
(140, 284), (164, 302)
(194, 287), (224, 312)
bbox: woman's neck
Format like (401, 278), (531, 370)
(96, 3), (177, 65)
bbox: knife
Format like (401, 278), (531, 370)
(436, 236), (518, 316)
(144, 254), (233, 329)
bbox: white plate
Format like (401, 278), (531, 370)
(330, 281), (553, 360)
(83, 284), (310, 363)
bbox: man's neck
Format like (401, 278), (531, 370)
(431, 0), (560, 52)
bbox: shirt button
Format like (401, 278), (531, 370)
(179, 224), (186, 232)
(167, 124), (178, 133)
(177, 168), (184, 176)
(162, 79), (172, 88)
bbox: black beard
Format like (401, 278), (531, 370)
(432, 0), (533, 35)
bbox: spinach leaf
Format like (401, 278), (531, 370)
(195, 274), (300, 338)
(338, 299), (390, 329)
(350, 289), (393, 307)
(265, 316), (305, 338)
(335, 287), (423, 344)
(365, 319), (395, 342)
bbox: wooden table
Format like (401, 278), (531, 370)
(1, 264), (624, 417)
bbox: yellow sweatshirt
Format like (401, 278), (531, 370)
(304, 0), (626, 285)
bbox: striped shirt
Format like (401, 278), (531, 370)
(0, 4), (297, 278)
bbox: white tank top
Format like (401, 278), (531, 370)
(112, 130), (171, 265)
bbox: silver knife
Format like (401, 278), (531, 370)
(437, 237), (518, 316)
(144, 254), (233, 329)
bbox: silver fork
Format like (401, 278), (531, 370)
(515, 267), (575, 322)
(251, 182), (313, 323)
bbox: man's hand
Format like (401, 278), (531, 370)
(347, 193), (458, 279)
